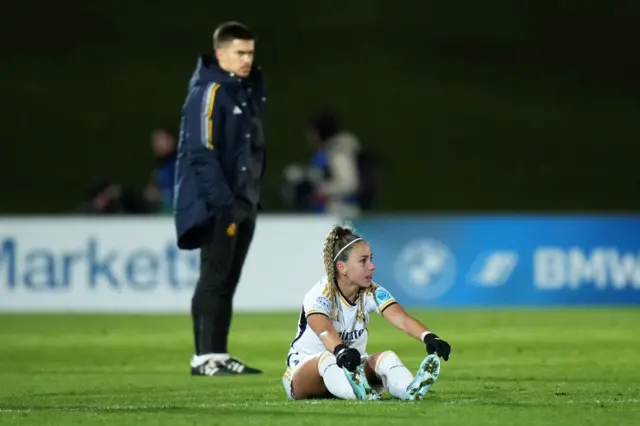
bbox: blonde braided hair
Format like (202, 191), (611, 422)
(322, 224), (368, 323)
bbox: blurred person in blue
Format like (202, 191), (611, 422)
(283, 111), (380, 217)
(173, 21), (266, 377)
(144, 128), (177, 214)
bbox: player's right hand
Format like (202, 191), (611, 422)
(333, 344), (361, 372)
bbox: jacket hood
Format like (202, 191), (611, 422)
(188, 54), (264, 89)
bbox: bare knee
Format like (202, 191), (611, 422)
(291, 354), (330, 400)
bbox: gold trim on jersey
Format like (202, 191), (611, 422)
(337, 290), (357, 307)
(379, 298), (397, 313)
(283, 366), (294, 382)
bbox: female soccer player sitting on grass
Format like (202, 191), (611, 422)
(282, 224), (452, 401)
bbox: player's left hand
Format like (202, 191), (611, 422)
(423, 333), (451, 361)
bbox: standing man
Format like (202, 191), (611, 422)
(173, 22), (267, 376)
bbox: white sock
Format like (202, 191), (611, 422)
(317, 351), (357, 400)
(190, 353), (230, 367)
(375, 351), (414, 400)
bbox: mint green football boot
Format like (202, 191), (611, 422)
(405, 354), (441, 401)
(343, 364), (381, 401)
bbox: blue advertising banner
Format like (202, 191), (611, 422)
(353, 216), (640, 307)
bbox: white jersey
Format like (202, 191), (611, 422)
(286, 276), (397, 367)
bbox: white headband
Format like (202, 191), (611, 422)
(333, 238), (363, 262)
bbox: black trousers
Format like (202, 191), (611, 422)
(191, 212), (256, 355)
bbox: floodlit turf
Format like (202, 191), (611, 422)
(0, 308), (639, 425)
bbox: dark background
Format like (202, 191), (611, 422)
(2, 0), (638, 214)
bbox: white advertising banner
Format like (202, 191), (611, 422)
(0, 215), (338, 313)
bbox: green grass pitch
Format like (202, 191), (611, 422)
(1, 308), (639, 425)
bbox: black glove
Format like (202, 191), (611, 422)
(334, 344), (361, 372)
(424, 333), (451, 361)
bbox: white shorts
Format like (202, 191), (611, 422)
(282, 351), (373, 400)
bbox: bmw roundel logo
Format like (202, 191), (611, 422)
(393, 238), (456, 301)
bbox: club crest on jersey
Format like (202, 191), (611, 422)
(374, 288), (392, 305)
(314, 296), (331, 312)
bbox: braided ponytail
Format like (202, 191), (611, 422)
(322, 227), (341, 294)
(321, 223), (367, 321)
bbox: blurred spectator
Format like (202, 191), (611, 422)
(76, 177), (149, 215)
(283, 110), (381, 216)
(76, 177), (125, 214)
(144, 128), (177, 214)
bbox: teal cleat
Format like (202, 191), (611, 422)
(343, 364), (381, 401)
(405, 354), (441, 401)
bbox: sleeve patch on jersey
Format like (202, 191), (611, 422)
(374, 288), (392, 306)
(313, 295), (331, 313)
